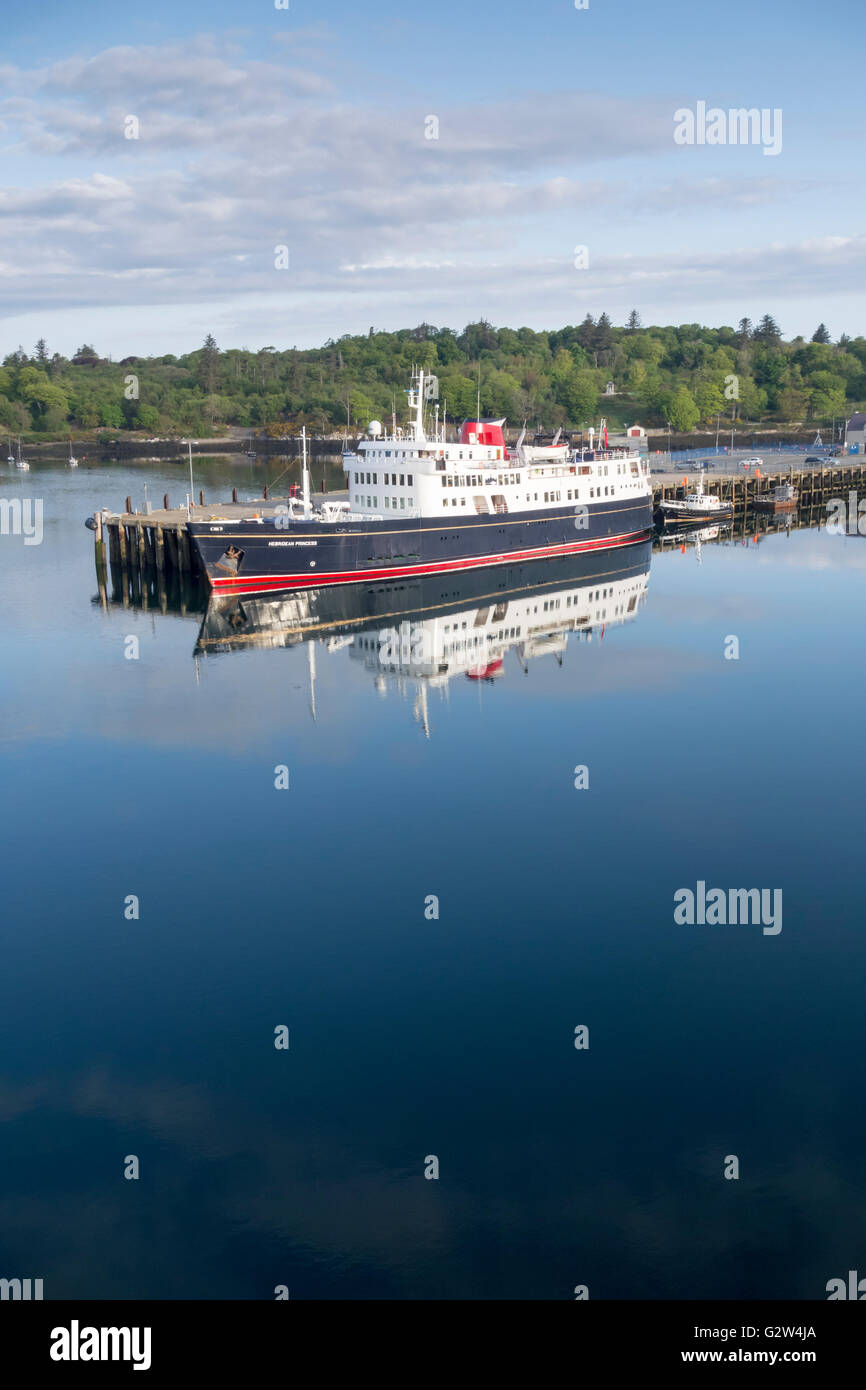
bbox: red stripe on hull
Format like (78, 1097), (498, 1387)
(208, 528), (652, 596)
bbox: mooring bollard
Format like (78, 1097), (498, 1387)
(199, 489), (205, 506)
(232, 487), (238, 503)
(163, 494), (169, 511)
(125, 496), (132, 515)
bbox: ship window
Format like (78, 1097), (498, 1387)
(407, 475), (413, 486)
(400, 497), (405, 509)
(473, 495), (490, 514)
(408, 498), (413, 507)
(442, 477), (446, 487)
(460, 497), (466, 506)
(373, 497), (377, 507)
(400, 475), (404, 486)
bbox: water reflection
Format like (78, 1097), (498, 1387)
(192, 544), (650, 728)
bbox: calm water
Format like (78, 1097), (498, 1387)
(2, 458), (865, 1300)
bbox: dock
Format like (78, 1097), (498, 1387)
(652, 460), (866, 518)
(91, 463), (866, 603)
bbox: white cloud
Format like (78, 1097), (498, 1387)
(0, 34), (858, 352)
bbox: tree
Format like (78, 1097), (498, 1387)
(576, 314), (596, 350)
(593, 312), (613, 352)
(199, 334), (220, 394)
(811, 323), (831, 344)
(754, 314), (781, 345)
(736, 318), (753, 345)
(33, 338), (48, 364)
(667, 385), (700, 432)
(694, 381), (724, 421)
(625, 309), (642, 333)
(17, 366), (69, 421)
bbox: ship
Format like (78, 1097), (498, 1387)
(186, 369), (653, 595)
(656, 471), (733, 525)
(752, 481), (798, 514)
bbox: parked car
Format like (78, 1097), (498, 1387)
(739, 456), (764, 468)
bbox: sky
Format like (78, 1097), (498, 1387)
(0, 0), (863, 357)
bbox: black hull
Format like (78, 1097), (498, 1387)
(195, 541), (654, 653)
(188, 496), (653, 595)
(655, 506), (733, 527)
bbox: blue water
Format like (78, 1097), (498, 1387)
(1, 459), (864, 1299)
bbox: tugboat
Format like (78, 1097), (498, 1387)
(187, 370), (654, 595)
(656, 471), (732, 526)
(752, 480), (798, 514)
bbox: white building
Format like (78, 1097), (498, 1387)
(845, 413), (866, 453)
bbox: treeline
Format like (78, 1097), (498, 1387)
(1, 316), (863, 439)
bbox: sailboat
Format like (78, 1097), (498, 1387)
(16, 438), (30, 471)
(67, 439), (79, 468)
(6, 437), (14, 466)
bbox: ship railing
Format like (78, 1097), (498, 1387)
(319, 507), (422, 523)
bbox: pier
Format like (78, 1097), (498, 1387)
(91, 463), (866, 602)
(652, 460), (866, 518)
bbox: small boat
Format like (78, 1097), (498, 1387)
(656, 471), (732, 525)
(752, 481), (798, 514)
(16, 439), (30, 471)
(6, 437), (14, 466)
(67, 441), (79, 468)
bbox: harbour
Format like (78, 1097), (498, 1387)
(4, 454), (866, 1303)
(86, 456), (866, 595)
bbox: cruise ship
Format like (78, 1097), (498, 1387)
(187, 371), (654, 595)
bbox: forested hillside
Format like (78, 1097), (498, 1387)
(1, 315), (863, 440)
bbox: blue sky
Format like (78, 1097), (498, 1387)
(0, 0), (862, 356)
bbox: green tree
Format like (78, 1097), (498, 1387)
(811, 323), (831, 344)
(667, 385), (700, 432)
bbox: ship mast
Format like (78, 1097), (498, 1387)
(406, 367), (427, 443)
(301, 425), (311, 519)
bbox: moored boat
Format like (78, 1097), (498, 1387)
(752, 481), (798, 514)
(656, 471), (732, 525)
(187, 370), (654, 595)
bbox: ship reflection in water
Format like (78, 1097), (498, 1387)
(195, 542), (652, 734)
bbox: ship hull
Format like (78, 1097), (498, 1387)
(188, 496), (654, 595)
